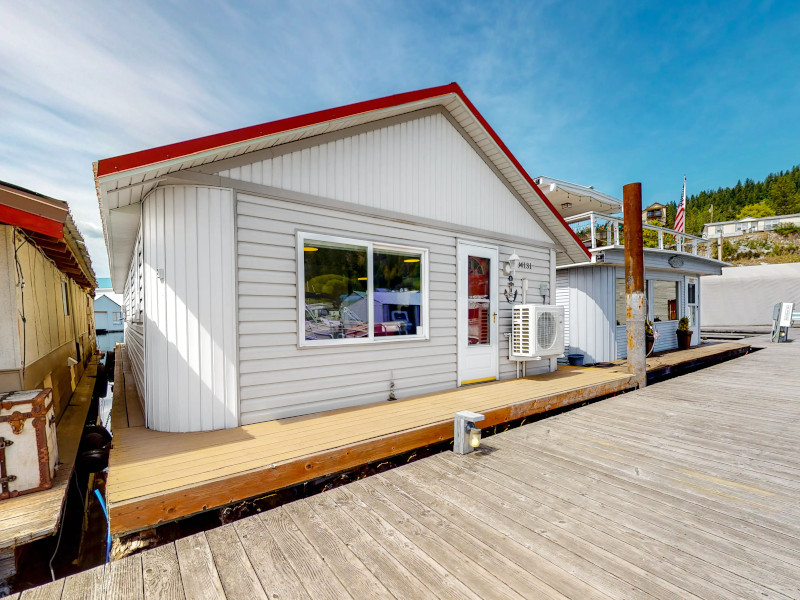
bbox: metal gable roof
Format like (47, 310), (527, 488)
(96, 83), (590, 287)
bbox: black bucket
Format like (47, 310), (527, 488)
(567, 354), (585, 366)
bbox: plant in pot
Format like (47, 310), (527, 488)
(676, 316), (692, 350)
(645, 320), (656, 356)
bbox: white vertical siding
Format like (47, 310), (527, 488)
(142, 186), (238, 432)
(555, 271), (570, 356)
(565, 266), (617, 364)
(217, 112), (549, 244)
(236, 192), (552, 424)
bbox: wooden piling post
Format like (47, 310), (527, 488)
(623, 183), (646, 389)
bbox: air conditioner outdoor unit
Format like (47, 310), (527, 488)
(511, 304), (564, 360)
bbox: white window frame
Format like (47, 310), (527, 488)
(297, 231), (429, 348)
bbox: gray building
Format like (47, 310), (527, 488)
(95, 84), (590, 432)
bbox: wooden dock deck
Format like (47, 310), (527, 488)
(107, 355), (639, 536)
(0, 359), (97, 579)
(20, 336), (799, 599)
(105, 341), (749, 538)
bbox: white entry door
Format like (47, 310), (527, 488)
(458, 242), (499, 385)
(685, 276), (700, 343)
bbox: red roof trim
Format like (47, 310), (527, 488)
(450, 84), (590, 258)
(0, 204), (64, 239)
(96, 83), (462, 178)
(96, 82), (589, 259)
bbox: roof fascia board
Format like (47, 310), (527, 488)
(95, 86), (461, 181)
(0, 204), (64, 238)
(163, 172), (560, 253)
(449, 87), (590, 261)
(0, 185), (69, 223)
(435, 108), (570, 257)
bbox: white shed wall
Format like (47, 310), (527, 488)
(217, 112), (550, 245)
(236, 191), (552, 424)
(141, 186), (238, 432)
(563, 267), (616, 364)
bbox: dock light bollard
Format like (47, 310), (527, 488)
(454, 411), (485, 454)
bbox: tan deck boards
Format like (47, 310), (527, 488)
(31, 337), (800, 599)
(106, 342), (749, 536)
(0, 360), (97, 553)
(107, 364), (637, 534)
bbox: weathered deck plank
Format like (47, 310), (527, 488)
(204, 525), (267, 600)
(173, 534), (225, 600)
(140, 543), (183, 600)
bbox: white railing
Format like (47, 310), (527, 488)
(564, 211), (712, 259)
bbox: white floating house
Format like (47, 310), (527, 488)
(536, 177), (726, 364)
(95, 84), (592, 432)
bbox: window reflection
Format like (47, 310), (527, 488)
(373, 250), (422, 336)
(303, 240), (368, 339)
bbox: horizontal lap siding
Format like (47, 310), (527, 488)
(123, 223), (146, 405)
(495, 244), (552, 379)
(124, 322), (145, 406)
(237, 193), (459, 424)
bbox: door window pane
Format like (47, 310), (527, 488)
(652, 281), (679, 322)
(303, 240), (368, 340)
(467, 255), (491, 345)
(468, 256), (490, 299)
(468, 301), (490, 345)
(373, 249), (422, 336)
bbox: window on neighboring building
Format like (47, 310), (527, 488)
(299, 233), (427, 346)
(112, 312), (122, 322)
(61, 281), (70, 316)
(652, 280), (679, 322)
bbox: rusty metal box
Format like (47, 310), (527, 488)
(0, 389), (59, 499)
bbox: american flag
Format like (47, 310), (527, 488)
(675, 175), (686, 233)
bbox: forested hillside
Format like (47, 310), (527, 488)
(660, 165), (800, 235)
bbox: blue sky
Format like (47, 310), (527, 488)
(1, 0), (798, 277)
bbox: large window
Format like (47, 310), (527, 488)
(299, 233), (427, 346)
(652, 280), (679, 322)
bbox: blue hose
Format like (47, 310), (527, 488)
(94, 489), (111, 563)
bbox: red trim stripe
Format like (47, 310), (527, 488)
(0, 204), (64, 239)
(96, 84), (462, 178)
(96, 82), (589, 259)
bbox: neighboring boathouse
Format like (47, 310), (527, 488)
(0, 181), (97, 416)
(536, 177), (726, 364)
(95, 84), (590, 432)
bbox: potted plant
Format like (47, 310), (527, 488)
(676, 316), (692, 350)
(645, 320), (656, 356)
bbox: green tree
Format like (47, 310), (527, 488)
(665, 202), (677, 228)
(738, 202), (775, 219)
(768, 175), (800, 215)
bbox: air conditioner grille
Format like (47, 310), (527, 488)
(510, 304), (564, 360)
(537, 312), (557, 350)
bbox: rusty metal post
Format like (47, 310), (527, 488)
(623, 183), (646, 389)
